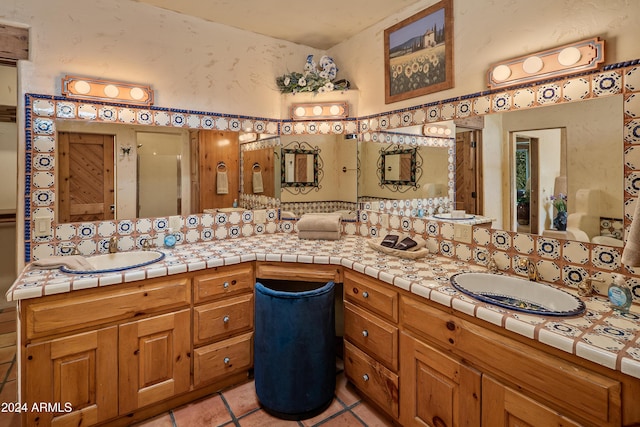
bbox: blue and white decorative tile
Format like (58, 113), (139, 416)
(440, 241), (453, 257)
(98, 106), (117, 122)
(563, 78), (590, 101)
(378, 116), (389, 129)
(136, 218), (152, 234)
(201, 228), (213, 241)
(369, 118), (379, 131)
(215, 226), (228, 240)
(78, 223), (96, 239)
(186, 215), (199, 228)
(293, 122), (307, 134)
(389, 113), (401, 128)
(153, 218), (168, 231)
(562, 265), (587, 288)
(473, 96), (491, 115)
(624, 66), (640, 92)
(267, 210), (277, 221)
(215, 213), (228, 226)
(624, 119), (640, 144)
(513, 89), (535, 109)
(440, 103), (456, 120)
(78, 104), (98, 120)
(455, 243), (472, 262)
(625, 171), (640, 196)
(492, 230), (511, 250)
(254, 121), (266, 133)
(426, 106), (441, 122)
(229, 118), (241, 132)
(624, 146), (640, 169)
(332, 122), (345, 134)
(153, 111), (169, 126)
(591, 245), (621, 270)
(33, 153), (54, 171)
(33, 118), (55, 135)
(136, 110), (153, 125)
(306, 122), (318, 134)
(97, 221), (116, 237)
(228, 211), (242, 225)
(537, 237), (560, 260)
(254, 224), (265, 235)
(242, 211), (253, 223)
(426, 221), (439, 237)
(184, 229), (199, 244)
(537, 260), (560, 282)
(592, 324), (635, 342)
(413, 108), (427, 124)
(201, 116), (216, 129)
(32, 100), (55, 117)
(32, 172), (54, 188)
(401, 111), (414, 126)
(473, 227), (490, 246)
(562, 240), (589, 264)
(280, 122), (293, 135)
(33, 136), (55, 153)
(55, 223), (76, 241)
(513, 233), (534, 254)
(604, 310), (640, 331)
(118, 108), (136, 124)
(212, 117), (227, 131)
(241, 224), (253, 237)
(624, 93), (640, 118)
(186, 114), (201, 128)
(593, 71), (622, 96)
(536, 84), (561, 105)
(171, 113), (186, 127)
(117, 220), (134, 235)
(492, 92), (511, 112)
(56, 102), (75, 118)
(401, 217), (411, 231)
(544, 322), (583, 338)
(32, 190), (54, 207)
(456, 100), (472, 118)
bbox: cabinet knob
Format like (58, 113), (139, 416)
(362, 374), (369, 382)
(362, 291), (369, 299)
(224, 357), (230, 365)
(223, 315), (230, 323)
(223, 281), (230, 289)
(362, 330), (369, 337)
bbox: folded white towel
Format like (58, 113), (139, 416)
(622, 197), (640, 266)
(217, 171), (229, 195)
(253, 171), (264, 193)
(32, 255), (94, 271)
(297, 213), (342, 233)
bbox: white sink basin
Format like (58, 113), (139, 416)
(450, 272), (585, 316)
(60, 250), (165, 274)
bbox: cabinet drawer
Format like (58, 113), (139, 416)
(255, 261), (342, 283)
(344, 301), (398, 371)
(344, 270), (398, 322)
(194, 264), (254, 303)
(194, 293), (254, 345)
(344, 340), (398, 418)
(25, 277), (190, 339)
(193, 332), (253, 388)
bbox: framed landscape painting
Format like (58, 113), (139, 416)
(384, 0), (454, 104)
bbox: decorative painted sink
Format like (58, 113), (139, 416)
(60, 250), (165, 274)
(450, 272), (585, 316)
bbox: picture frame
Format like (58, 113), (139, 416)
(384, 0), (454, 104)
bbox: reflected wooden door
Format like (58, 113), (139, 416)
(455, 130), (483, 215)
(58, 132), (115, 222)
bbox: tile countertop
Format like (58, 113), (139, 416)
(7, 234), (640, 380)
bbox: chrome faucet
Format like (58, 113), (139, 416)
(108, 236), (118, 253)
(518, 258), (538, 282)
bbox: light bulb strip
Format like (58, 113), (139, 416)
(290, 102), (349, 121)
(61, 75), (154, 106)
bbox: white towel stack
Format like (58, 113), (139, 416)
(297, 213), (342, 240)
(217, 171), (229, 194)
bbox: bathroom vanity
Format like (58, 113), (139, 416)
(9, 235), (640, 427)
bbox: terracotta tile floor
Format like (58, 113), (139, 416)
(0, 305), (392, 427)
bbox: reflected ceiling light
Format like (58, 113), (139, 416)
(486, 37), (604, 89)
(422, 124), (453, 137)
(290, 102), (349, 121)
(61, 75), (154, 105)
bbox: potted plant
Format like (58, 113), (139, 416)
(550, 193), (568, 231)
(516, 189), (530, 225)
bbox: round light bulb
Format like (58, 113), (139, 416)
(437, 128), (445, 135)
(558, 47), (581, 66)
(522, 56), (544, 74)
(74, 80), (91, 95)
(492, 64), (512, 82)
(104, 84), (119, 98)
(329, 105), (340, 115)
(444, 128), (452, 136)
(294, 106), (306, 117)
(129, 87), (145, 100)
(312, 106), (323, 116)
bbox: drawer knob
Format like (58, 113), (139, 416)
(223, 281), (230, 289)
(362, 330), (369, 337)
(362, 374), (369, 382)
(362, 291), (369, 299)
(223, 315), (230, 323)
(224, 357), (230, 365)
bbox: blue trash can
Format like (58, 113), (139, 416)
(254, 280), (336, 420)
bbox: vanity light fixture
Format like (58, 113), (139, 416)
(487, 37), (605, 89)
(422, 124), (452, 137)
(290, 102), (349, 121)
(62, 75), (154, 106)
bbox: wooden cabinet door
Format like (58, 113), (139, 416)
(399, 332), (481, 427)
(25, 327), (118, 427)
(119, 310), (190, 414)
(482, 375), (581, 427)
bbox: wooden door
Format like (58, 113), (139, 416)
(58, 132), (115, 222)
(455, 130), (482, 215)
(198, 130), (239, 210)
(399, 332), (481, 427)
(25, 327), (118, 427)
(118, 310), (190, 414)
(482, 375), (581, 427)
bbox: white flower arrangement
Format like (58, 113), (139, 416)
(276, 54), (350, 94)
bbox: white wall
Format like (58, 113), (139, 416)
(330, 0), (640, 115)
